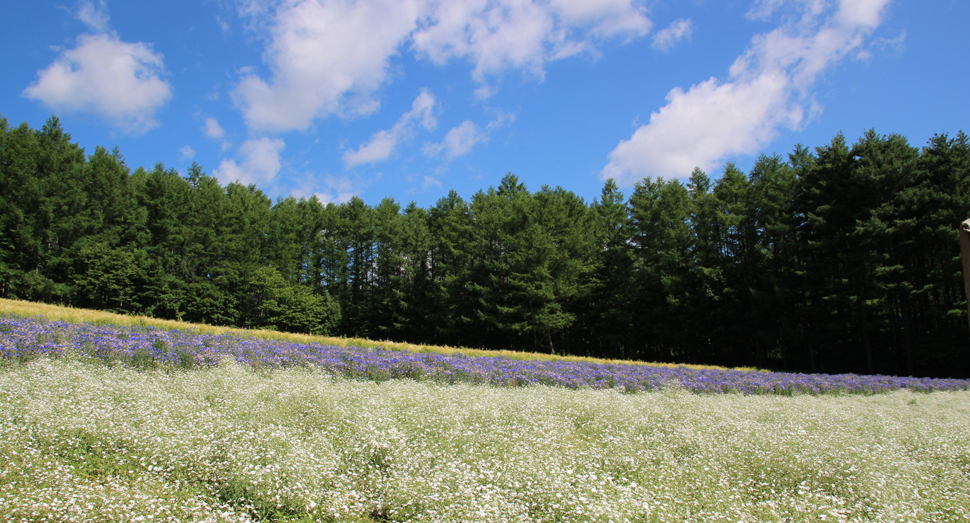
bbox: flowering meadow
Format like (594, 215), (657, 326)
(2, 316), (968, 395)
(2, 314), (970, 522)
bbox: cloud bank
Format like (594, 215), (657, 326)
(232, 0), (651, 132)
(602, 0), (892, 185)
(22, 2), (171, 134)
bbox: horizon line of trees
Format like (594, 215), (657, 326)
(2, 114), (969, 378)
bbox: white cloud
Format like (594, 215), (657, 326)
(651, 19), (692, 51)
(602, 0), (891, 185)
(216, 15), (231, 33)
(870, 30), (905, 55)
(233, 0), (425, 132)
(22, 32), (172, 134)
(204, 117), (226, 139)
(835, 0), (887, 28)
(344, 130), (399, 168)
(77, 0), (110, 33)
(180, 145), (196, 160)
(746, 0), (826, 21)
(410, 0), (557, 82)
(203, 117), (232, 151)
(232, 0), (651, 132)
(423, 110), (512, 160)
(602, 73), (801, 183)
(424, 120), (485, 159)
(422, 175), (442, 190)
(410, 0), (650, 83)
(548, 0), (651, 38)
(284, 170), (360, 204)
(214, 137), (285, 186)
(315, 174), (359, 204)
(343, 89), (437, 168)
(485, 109), (516, 129)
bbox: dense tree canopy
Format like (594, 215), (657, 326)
(2, 114), (969, 377)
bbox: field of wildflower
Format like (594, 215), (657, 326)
(3, 315), (968, 396)
(2, 310), (970, 522)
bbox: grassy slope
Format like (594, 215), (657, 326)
(0, 297), (739, 371)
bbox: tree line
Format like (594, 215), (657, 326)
(2, 114), (969, 378)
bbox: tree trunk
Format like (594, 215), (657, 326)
(960, 219), (970, 341)
(805, 323), (816, 373)
(902, 296), (915, 377)
(862, 303), (874, 375)
(754, 336), (764, 369)
(808, 342), (816, 374)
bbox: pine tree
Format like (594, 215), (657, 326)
(628, 176), (691, 362)
(427, 190), (474, 345)
(585, 179), (635, 359)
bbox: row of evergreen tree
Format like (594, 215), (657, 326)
(2, 115), (969, 378)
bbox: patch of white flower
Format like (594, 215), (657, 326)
(1, 358), (968, 522)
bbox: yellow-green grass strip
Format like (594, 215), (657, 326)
(0, 297), (744, 371)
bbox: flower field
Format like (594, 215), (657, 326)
(2, 313), (970, 522)
(2, 315), (968, 395)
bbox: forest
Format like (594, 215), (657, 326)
(1, 114), (969, 378)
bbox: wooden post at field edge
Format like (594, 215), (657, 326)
(960, 219), (970, 339)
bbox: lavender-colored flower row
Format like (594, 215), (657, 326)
(2, 315), (968, 395)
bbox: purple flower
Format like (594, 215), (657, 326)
(2, 315), (969, 395)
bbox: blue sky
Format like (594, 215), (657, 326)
(2, 0), (966, 207)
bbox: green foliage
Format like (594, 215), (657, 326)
(72, 241), (139, 312)
(1, 113), (968, 377)
(274, 280), (342, 336)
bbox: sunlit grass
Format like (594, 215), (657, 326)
(0, 298), (735, 371)
(1, 357), (968, 522)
